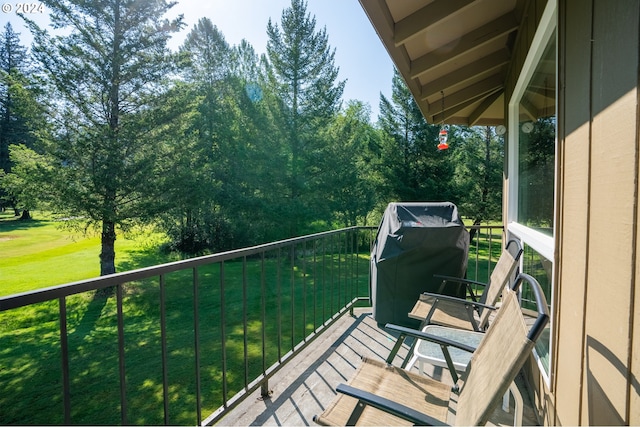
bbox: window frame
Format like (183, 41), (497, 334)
(506, 0), (557, 387)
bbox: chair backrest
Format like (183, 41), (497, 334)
(477, 239), (523, 328)
(455, 273), (549, 426)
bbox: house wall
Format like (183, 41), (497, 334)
(506, 0), (640, 425)
(557, 0), (639, 424)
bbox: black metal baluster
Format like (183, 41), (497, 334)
(243, 257), (249, 389)
(220, 262), (228, 408)
(159, 274), (170, 425)
(193, 268), (202, 424)
(277, 248), (282, 362)
(58, 297), (71, 425)
(302, 240), (307, 341)
(116, 284), (127, 425)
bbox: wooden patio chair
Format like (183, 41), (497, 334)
(313, 273), (548, 426)
(408, 239), (523, 332)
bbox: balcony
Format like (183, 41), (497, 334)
(0, 225), (536, 425)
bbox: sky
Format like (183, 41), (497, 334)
(2, 0), (395, 119)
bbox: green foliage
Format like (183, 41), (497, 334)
(5, 0), (506, 262)
(0, 22), (43, 213)
(3, 144), (57, 213)
(447, 126), (504, 223)
(19, 0), (185, 275)
(265, 0), (346, 236)
(323, 100), (380, 226)
(166, 18), (284, 252)
(375, 69), (456, 204)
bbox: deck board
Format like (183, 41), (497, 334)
(215, 308), (538, 426)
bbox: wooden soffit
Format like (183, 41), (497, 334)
(359, 0), (527, 125)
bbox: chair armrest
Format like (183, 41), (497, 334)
(384, 324), (477, 353)
(433, 274), (488, 288)
(433, 275), (488, 301)
(336, 384), (449, 426)
(421, 292), (498, 312)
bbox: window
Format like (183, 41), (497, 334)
(507, 0), (556, 384)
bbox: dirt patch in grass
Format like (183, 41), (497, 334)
(0, 235), (19, 242)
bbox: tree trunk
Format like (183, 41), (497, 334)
(19, 209), (31, 220)
(97, 220), (117, 297)
(96, 1), (121, 299)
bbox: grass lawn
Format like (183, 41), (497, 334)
(0, 211), (172, 296)
(0, 213), (370, 425)
(0, 213), (499, 425)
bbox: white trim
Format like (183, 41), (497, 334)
(508, 222), (554, 261)
(508, 1), (557, 110)
(532, 343), (552, 385)
(506, 0), (557, 388)
(508, 0), (557, 224)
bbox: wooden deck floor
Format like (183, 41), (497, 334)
(215, 308), (539, 426)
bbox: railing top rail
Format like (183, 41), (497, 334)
(1, 226), (376, 312)
(1, 224), (501, 312)
(466, 224), (504, 230)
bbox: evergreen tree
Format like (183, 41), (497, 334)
(266, 0), (345, 236)
(449, 125), (504, 230)
(324, 100), (379, 226)
(376, 69), (454, 203)
(20, 0), (184, 278)
(170, 18), (232, 253)
(0, 23), (34, 216)
(176, 19), (283, 251)
(226, 43), (286, 244)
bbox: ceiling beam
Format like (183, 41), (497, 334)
(431, 94), (487, 124)
(468, 89), (503, 126)
(394, 0), (475, 47)
(420, 49), (510, 100)
(439, 74), (503, 112)
(409, 12), (519, 79)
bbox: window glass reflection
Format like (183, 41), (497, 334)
(517, 31), (556, 237)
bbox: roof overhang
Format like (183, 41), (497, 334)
(359, 0), (527, 125)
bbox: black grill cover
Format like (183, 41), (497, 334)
(370, 202), (469, 327)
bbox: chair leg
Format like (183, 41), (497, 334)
(385, 332), (407, 365)
(405, 354), (419, 372)
(401, 337), (418, 368)
(506, 382), (523, 426)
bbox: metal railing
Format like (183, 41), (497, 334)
(0, 227), (376, 425)
(0, 224), (503, 426)
(466, 224), (505, 284)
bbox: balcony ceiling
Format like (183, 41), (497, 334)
(359, 0), (526, 126)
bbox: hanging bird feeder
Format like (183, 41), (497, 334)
(437, 91), (449, 150)
(437, 128), (449, 150)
